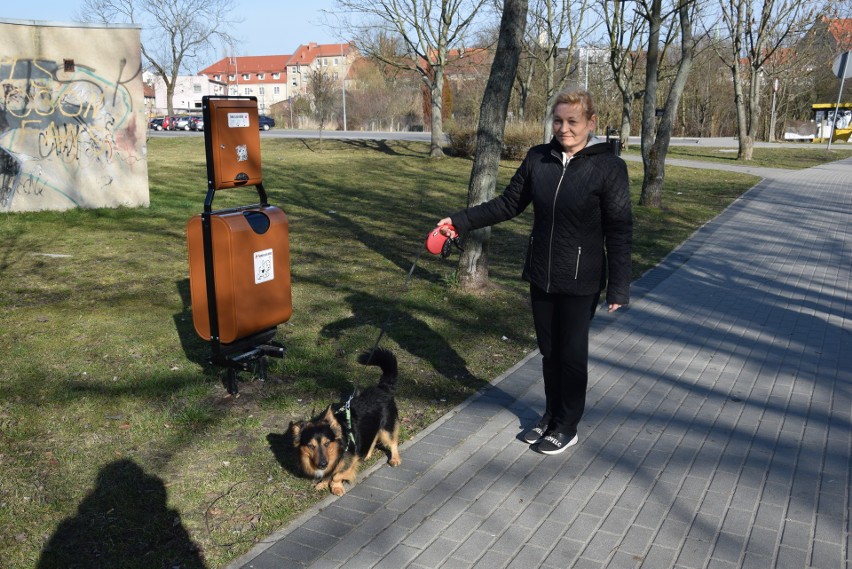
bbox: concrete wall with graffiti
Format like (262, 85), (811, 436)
(0, 19), (149, 212)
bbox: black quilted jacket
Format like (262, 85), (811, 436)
(449, 137), (633, 305)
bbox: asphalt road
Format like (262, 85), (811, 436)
(148, 129), (842, 149)
(148, 128), (433, 143)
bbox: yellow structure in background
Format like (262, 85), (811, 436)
(812, 102), (852, 143)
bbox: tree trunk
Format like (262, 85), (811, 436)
(542, 45), (556, 143)
(744, 65), (763, 160)
(516, 62), (534, 121)
(429, 69), (445, 158)
(638, 0), (662, 207)
(165, 72), (177, 116)
(457, 0), (528, 291)
(620, 91), (632, 150)
(641, 145), (664, 208)
(724, 0), (752, 161)
(733, 62), (750, 160)
(639, 0), (693, 208)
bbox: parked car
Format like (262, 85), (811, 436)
(258, 115), (275, 131)
(189, 116), (204, 131)
(164, 116), (182, 130)
(149, 117), (164, 131)
(173, 116), (192, 131)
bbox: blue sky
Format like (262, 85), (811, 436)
(2, 1), (341, 59)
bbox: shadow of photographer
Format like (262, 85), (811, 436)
(37, 459), (206, 569)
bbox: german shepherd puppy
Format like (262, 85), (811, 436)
(289, 348), (401, 496)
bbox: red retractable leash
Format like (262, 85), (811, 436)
(425, 224), (464, 258)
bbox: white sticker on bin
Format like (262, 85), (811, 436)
(228, 112), (250, 128)
(254, 249), (274, 284)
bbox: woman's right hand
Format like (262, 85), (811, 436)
(437, 218), (457, 237)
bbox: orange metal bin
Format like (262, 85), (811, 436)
(187, 206), (291, 344)
(187, 95), (290, 394)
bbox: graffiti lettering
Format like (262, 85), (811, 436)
(37, 122), (114, 163)
(17, 174), (47, 197)
(0, 58), (57, 81)
(2, 79), (105, 123)
(0, 49), (143, 211)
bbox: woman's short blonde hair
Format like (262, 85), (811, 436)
(551, 89), (596, 120)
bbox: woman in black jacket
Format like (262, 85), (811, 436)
(437, 90), (632, 455)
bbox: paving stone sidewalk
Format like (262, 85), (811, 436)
(228, 157), (852, 569)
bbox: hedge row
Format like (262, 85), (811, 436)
(445, 122), (545, 160)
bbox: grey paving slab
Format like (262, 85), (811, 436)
(228, 156), (852, 569)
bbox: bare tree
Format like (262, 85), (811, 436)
(307, 70), (340, 151)
(79, 0), (236, 116)
(680, 38), (733, 137)
(521, 0), (596, 142)
(332, 0), (490, 158)
(637, 0), (697, 208)
(598, 0), (647, 149)
(457, 0), (529, 290)
(513, 40), (539, 121)
(713, 0), (819, 160)
(347, 54), (422, 130)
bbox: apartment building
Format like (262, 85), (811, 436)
(193, 44), (355, 114)
(147, 72), (226, 114)
(197, 55), (291, 114)
(285, 42), (354, 97)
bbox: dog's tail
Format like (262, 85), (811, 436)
(358, 347), (398, 393)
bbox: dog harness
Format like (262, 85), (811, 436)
(339, 394), (357, 452)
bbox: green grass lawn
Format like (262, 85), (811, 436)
(0, 136), (771, 568)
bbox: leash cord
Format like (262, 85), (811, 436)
(365, 247), (426, 363)
(344, 246), (427, 405)
(345, 238), (457, 411)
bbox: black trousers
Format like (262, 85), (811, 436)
(530, 284), (598, 434)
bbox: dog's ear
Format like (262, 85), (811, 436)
(330, 419), (344, 441)
(288, 421), (303, 447)
(320, 406), (336, 424)
(321, 406), (345, 441)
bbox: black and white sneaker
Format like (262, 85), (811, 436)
(522, 420), (549, 444)
(537, 431), (578, 455)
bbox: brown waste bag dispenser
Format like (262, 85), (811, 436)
(186, 95), (291, 394)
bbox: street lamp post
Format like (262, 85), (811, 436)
(769, 78), (778, 143)
(340, 45), (348, 131)
(290, 65), (302, 129)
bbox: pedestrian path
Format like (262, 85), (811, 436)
(228, 157), (852, 569)
(620, 152), (792, 179)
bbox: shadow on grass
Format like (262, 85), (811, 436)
(282, 137), (427, 158)
(174, 278), (210, 369)
(321, 289), (477, 389)
(37, 459), (206, 569)
(173, 279), (291, 393)
(266, 430), (301, 478)
(336, 139), (426, 157)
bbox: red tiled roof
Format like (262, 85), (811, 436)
(826, 18), (852, 50)
(286, 43), (353, 67)
(444, 47), (491, 78)
(198, 55), (290, 83)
